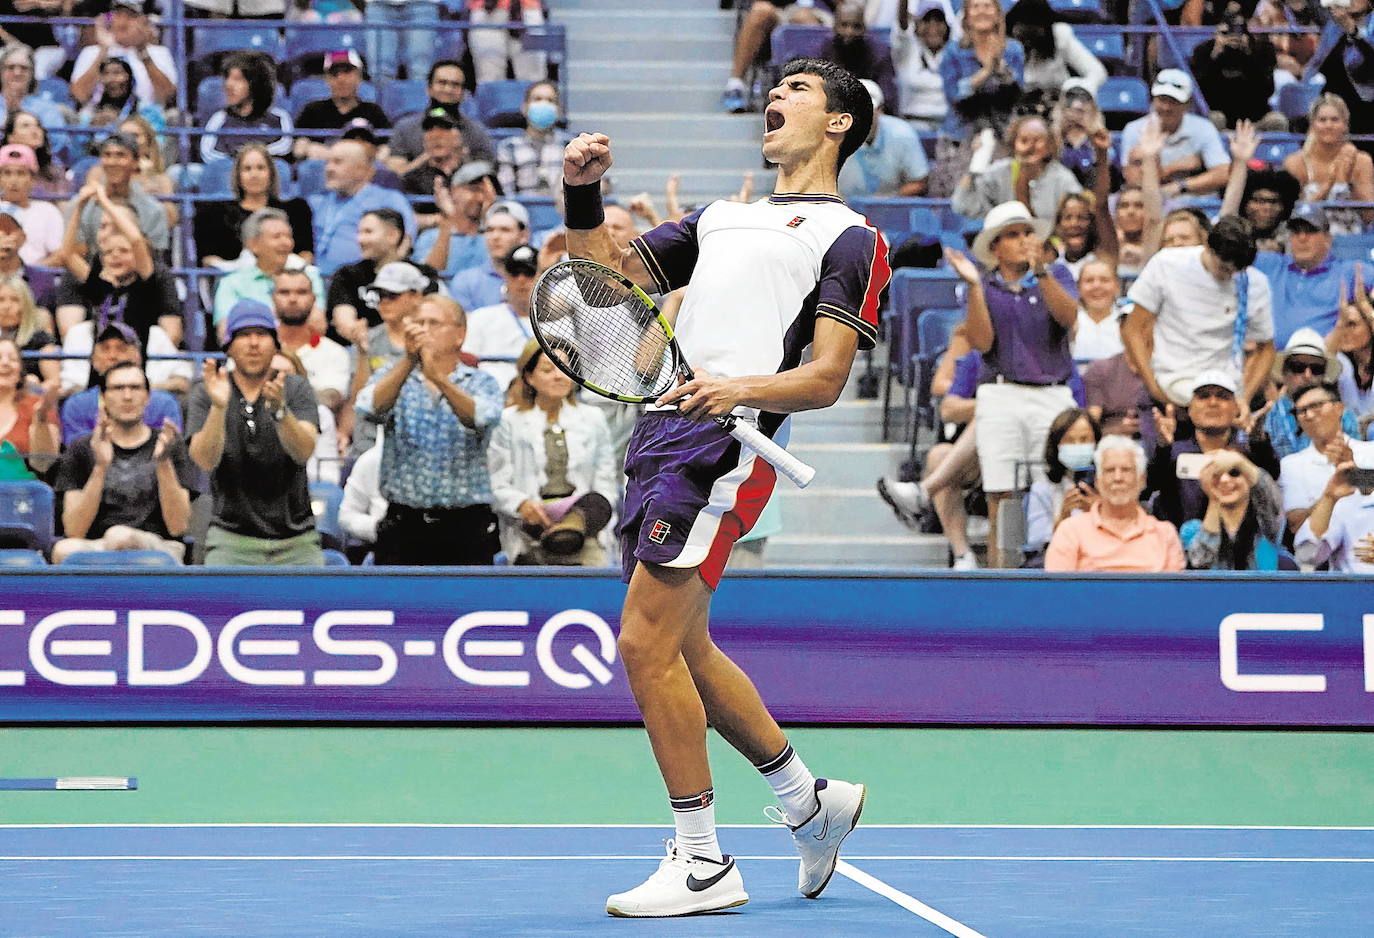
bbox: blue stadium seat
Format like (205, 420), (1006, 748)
(289, 77), (328, 118)
(322, 548), (350, 567)
(196, 76), (227, 123)
(193, 24), (283, 61)
(198, 159), (234, 197)
(61, 550), (179, 567)
(285, 23), (365, 66)
(1331, 233), (1374, 263)
(1049, 0), (1106, 22)
(882, 270), (965, 439)
(380, 79), (430, 120)
(1098, 76), (1150, 130)
(295, 159), (327, 197)
(0, 480), (55, 554)
(310, 482), (344, 541)
(1277, 81), (1322, 122)
(768, 25), (828, 66)
(514, 195), (560, 233)
(69, 156), (99, 188)
(1073, 28), (1125, 74)
(1255, 135), (1302, 167)
(1156, 28), (1212, 72)
(475, 79), (531, 129)
(0, 548), (45, 567)
(35, 76), (70, 107)
(915, 306), (966, 427)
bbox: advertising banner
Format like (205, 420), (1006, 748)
(0, 570), (1370, 725)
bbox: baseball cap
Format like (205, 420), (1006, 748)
(0, 144), (37, 172)
(341, 117), (381, 147)
(1061, 77), (1096, 102)
(859, 78), (883, 112)
(451, 160), (496, 187)
(110, 1), (145, 13)
(324, 49), (363, 72)
(1151, 69), (1193, 103)
(484, 200), (530, 231)
(422, 106), (461, 131)
(503, 244), (538, 278)
(98, 131), (139, 156)
(1189, 369), (1239, 397)
(1286, 202), (1330, 232)
(915, 0), (946, 18)
(94, 319), (140, 347)
(369, 262), (429, 295)
(225, 299), (278, 343)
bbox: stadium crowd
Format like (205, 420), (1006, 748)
(1, 0), (1374, 574)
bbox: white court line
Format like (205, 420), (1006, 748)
(3, 823), (1373, 830)
(7, 854), (1373, 864)
(837, 861), (988, 938)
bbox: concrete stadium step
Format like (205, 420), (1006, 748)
(555, 8), (737, 38)
(568, 35), (732, 62)
(775, 487), (915, 537)
(789, 442), (908, 489)
(575, 113), (767, 144)
(611, 139), (765, 172)
(786, 400), (884, 445)
(568, 82), (731, 115)
(763, 533), (951, 569)
(574, 59), (731, 87)
(607, 168), (778, 204)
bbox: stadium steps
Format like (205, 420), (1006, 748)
(559, 0), (778, 205)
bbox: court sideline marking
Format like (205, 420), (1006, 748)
(837, 860), (988, 938)
(4, 823), (1372, 830)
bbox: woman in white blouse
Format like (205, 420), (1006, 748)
(487, 340), (621, 566)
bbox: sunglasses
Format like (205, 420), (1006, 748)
(1193, 388), (1234, 401)
(1284, 360), (1325, 375)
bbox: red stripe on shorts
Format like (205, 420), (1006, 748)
(698, 454), (777, 590)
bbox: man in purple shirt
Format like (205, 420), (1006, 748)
(946, 200), (1078, 567)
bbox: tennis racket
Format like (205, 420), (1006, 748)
(530, 258), (817, 488)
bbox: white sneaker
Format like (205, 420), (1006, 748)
(952, 551), (979, 571)
(767, 778), (867, 898)
(876, 478), (928, 530)
(605, 840), (749, 918)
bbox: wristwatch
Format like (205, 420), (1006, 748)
(269, 404), (286, 422)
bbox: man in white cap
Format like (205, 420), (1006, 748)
(1144, 368), (1280, 531)
(945, 200), (1078, 566)
(1120, 68), (1231, 198)
(449, 200), (530, 314)
(348, 261), (430, 457)
(1264, 328), (1360, 460)
(837, 79), (928, 199)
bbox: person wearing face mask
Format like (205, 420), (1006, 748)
(1024, 406), (1100, 559)
(497, 81), (567, 197)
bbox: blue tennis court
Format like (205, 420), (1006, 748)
(3, 823), (1371, 936)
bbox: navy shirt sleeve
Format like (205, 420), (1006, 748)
(816, 225), (890, 351)
(629, 206), (706, 294)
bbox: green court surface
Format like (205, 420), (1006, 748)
(3, 727), (1373, 826)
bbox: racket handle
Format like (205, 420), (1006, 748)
(721, 417), (816, 489)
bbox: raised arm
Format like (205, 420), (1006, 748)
(1219, 120), (1258, 220)
(562, 133), (657, 289)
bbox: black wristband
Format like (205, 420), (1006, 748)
(563, 181), (604, 230)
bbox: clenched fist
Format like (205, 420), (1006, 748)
(563, 133), (613, 187)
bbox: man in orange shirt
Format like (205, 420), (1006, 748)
(1046, 435), (1185, 572)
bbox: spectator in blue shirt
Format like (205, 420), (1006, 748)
(450, 201), (531, 315)
(308, 139), (415, 276)
(1120, 70), (1231, 199)
(355, 294), (504, 566)
(1253, 203), (1374, 347)
(1263, 327), (1362, 460)
(938, 0), (1024, 141)
(838, 79), (929, 199)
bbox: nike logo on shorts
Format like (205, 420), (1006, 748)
(685, 858), (735, 892)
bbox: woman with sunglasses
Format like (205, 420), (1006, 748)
(1181, 450), (1284, 570)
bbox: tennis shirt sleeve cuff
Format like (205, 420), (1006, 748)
(816, 302), (879, 351)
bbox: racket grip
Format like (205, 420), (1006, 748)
(724, 418), (816, 489)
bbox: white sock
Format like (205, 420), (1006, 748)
(757, 744), (818, 824)
(670, 790), (723, 862)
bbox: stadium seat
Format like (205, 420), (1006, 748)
(285, 23), (365, 67)
(193, 23), (283, 61)
(289, 77), (329, 118)
(322, 548), (350, 567)
(475, 79), (531, 129)
(1156, 28), (1211, 72)
(196, 76), (227, 123)
(1255, 135), (1302, 167)
(0, 548), (45, 567)
(514, 195), (560, 234)
(1331, 233), (1374, 262)
(915, 306), (965, 427)
(768, 25), (828, 66)
(1277, 81), (1322, 123)
(1098, 76), (1150, 131)
(295, 159), (327, 197)
(1049, 0), (1106, 23)
(310, 481), (345, 550)
(882, 270), (965, 439)
(0, 480), (55, 554)
(60, 550), (179, 567)
(35, 76), (70, 106)
(1073, 27), (1125, 74)
(69, 156), (99, 188)
(380, 79), (430, 120)
(198, 158), (234, 197)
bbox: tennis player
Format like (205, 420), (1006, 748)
(562, 58), (890, 918)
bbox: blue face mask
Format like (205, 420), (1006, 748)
(526, 101), (558, 131)
(1058, 443), (1096, 471)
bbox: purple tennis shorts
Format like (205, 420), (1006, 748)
(618, 411), (777, 589)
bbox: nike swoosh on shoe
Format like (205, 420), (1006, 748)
(685, 858), (736, 892)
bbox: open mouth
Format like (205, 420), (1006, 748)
(764, 108), (785, 134)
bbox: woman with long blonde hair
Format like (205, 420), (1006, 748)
(1282, 93), (1374, 233)
(0, 277), (57, 384)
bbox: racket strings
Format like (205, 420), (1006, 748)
(532, 265), (676, 399)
